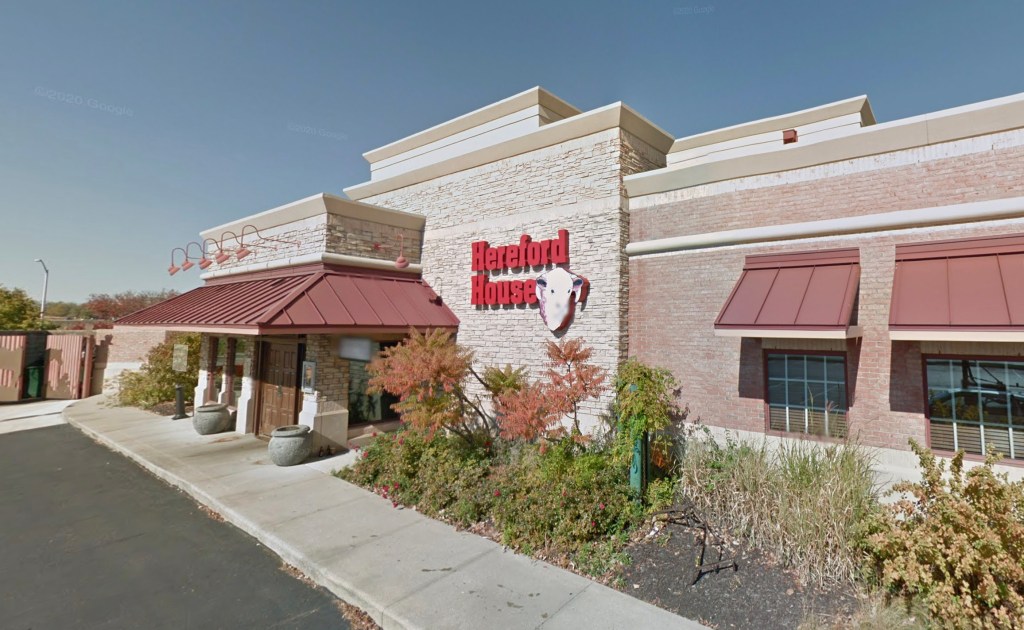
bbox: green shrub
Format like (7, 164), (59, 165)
(678, 433), (878, 586)
(490, 441), (642, 561)
(339, 429), (495, 526)
(859, 441), (1024, 629)
(116, 333), (200, 409)
(339, 430), (642, 576)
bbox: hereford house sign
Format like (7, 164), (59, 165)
(470, 229), (589, 332)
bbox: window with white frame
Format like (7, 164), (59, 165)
(766, 353), (848, 438)
(925, 358), (1024, 461)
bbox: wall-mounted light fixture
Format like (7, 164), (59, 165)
(198, 238), (218, 269)
(164, 226), (302, 275)
(168, 247), (188, 276)
(394, 233), (409, 269)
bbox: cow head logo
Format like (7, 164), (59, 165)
(535, 268), (589, 332)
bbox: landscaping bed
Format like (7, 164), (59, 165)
(621, 515), (859, 629)
(341, 329), (1024, 629)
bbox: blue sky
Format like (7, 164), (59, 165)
(1, 0), (1022, 302)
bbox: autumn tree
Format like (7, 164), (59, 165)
(496, 338), (608, 442)
(0, 286), (49, 330)
(367, 328), (504, 444)
(84, 289), (178, 320)
(44, 301), (93, 319)
(544, 338), (607, 437)
(369, 330), (606, 446)
(496, 381), (564, 441)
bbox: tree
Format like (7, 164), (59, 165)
(496, 380), (563, 441)
(543, 338), (608, 438)
(84, 290), (178, 320)
(0, 286), (49, 330)
(496, 338), (608, 443)
(367, 328), (500, 444)
(45, 301), (93, 319)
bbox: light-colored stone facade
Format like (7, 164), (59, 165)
(199, 194), (424, 277)
(361, 129), (667, 426)
(298, 334), (351, 451)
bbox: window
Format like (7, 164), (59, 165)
(925, 358), (1024, 461)
(766, 353), (848, 438)
(348, 341), (399, 425)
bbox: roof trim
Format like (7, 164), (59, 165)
(201, 193), (425, 241)
(626, 91), (1024, 198)
(890, 329), (1024, 342)
(345, 102), (674, 201)
(671, 95), (874, 153)
(744, 248), (860, 269)
(715, 326), (863, 339)
(198, 252), (422, 281)
(895, 233), (1024, 261)
(363, 87), (582, 164)
(116, 269), (459, 331)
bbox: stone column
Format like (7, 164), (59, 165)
(297, 335), (350, 451)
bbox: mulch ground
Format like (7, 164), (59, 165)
(619, 511), (859, 629)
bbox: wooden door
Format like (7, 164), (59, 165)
(256, 342), (300, 437)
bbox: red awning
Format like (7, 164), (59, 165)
(117, 267), (459, 334)
(890, 234), (1024, 341)
(715, 249), (861, 338)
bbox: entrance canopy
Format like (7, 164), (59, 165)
(117, 265), (459, 335)
(715, 249), (861, 339)
(890, 234), (1024, 341)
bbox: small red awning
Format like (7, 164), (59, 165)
(715, 249), (861, 339)
(890, 234), (1024, 341)
(117, 267), (459, 335)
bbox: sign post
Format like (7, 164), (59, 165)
(171, 344), (188, 420)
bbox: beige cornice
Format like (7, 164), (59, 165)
(345, 103), (674, 201)
(671, 96), (874, 153)
(363, 87), (582, 164)
(200, 193), (425, 241)
(627, 92), (1024, 199)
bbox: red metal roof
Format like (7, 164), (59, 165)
(117, 268), (459, 333)
(890, 234), (1024, 332)
(715, 249), (860, 334)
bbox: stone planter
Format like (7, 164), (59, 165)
(268, 425), (313, 466)
(193, 403), (231, 435)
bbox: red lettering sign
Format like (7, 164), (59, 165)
(470, 230), (569, 272)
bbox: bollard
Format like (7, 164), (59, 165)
(629, 430), (650, 500)
(172, 384), (187, 420)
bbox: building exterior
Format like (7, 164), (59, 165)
(625, 92), (1024, 478)
(120, 86), (1024, 478)
(344, 88), (672, 424)
(118, 194), (459, 450)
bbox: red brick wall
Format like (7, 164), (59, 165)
(629, 139), (1024, 453)
(107, 326), (172, 363)
(631, 136), (1024, 242)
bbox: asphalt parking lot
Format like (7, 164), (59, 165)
(0, 423), (351, 630)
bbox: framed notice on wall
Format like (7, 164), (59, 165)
(172, 344), (188, 372)
(301, 360), (316, 394)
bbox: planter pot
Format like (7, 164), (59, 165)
(193, 403), (231, 435)
(268, 425), (313, 466)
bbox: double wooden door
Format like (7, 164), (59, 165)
(256, 341), (301, 438)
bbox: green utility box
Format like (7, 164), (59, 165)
(24, 366), (43, 399)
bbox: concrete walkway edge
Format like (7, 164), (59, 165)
(64, 403), (378, 620)
(64, 397), (707, 630)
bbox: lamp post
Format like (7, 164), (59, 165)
(33, 259), (49, 320)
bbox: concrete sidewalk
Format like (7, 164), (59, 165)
(64, 396), (706, 630)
